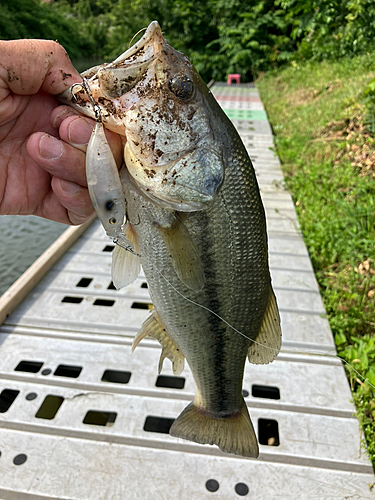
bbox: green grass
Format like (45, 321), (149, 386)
(257, 54), (375, 468)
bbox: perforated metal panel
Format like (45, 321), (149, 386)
(0, 84), (373, 499)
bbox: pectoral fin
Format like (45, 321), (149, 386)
(111, 223), (141, 289)
(132, 310), (185, 375)
(157, 216), (205, 292)
(247, 288), (282, 365)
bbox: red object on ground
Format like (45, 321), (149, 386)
(227, 74), (241, 85)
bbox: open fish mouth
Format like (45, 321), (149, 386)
(94, 21), (165, 100)
(59, 21), (165, 126)
(109, 21), (164, 67)
(59, 20), (225, 211)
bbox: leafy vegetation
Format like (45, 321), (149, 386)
(3, 0), (375, 81)
(0, 0), (95, 59)
(257, 54), (375, 467)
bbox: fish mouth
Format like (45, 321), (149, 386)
(96, 21), (165, 100)
(58, 21), (165, 123)
(110, 21), (164, 66)
(59, 21), (224, 211)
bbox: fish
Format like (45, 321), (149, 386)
(59, 20), (282, 458)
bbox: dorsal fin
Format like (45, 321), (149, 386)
(247, 288), (282, 365)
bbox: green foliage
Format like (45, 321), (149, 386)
(192, 0), (295, 81)
(339, 335), (375, 392)
(257, 53), (375, 467)
(55, 0), (116, 58)
(101, 0), (219, 81)
(3, 0), (375, 81)
(279, 0), (375, 60)
(363, 77), (375, 135)
(0, 0), (95, 59)
(354, 392), (375, 464)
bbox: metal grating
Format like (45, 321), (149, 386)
(0, 83), (374, 499)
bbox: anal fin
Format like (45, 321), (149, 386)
(132, 310), (185, 375)
(248, 288), (282, 365)
(157, 216), (205, 292)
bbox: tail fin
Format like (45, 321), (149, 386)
(169, 398), (259, 458)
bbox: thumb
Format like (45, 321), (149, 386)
(0, 39), (81, 96)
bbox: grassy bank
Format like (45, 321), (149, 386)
(257, 55), (375, 468)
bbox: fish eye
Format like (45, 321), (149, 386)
(169, 74), (194, 100)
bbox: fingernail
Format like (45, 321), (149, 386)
(68, 117), (94, 145)
(59, 179), (81, 194)
(39, 134), (63, 160)
(52, 108), (74, 128)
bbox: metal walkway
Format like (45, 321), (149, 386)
(0, 83), (374, 499)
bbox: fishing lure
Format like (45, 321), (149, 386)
(72, 79), (141, 288)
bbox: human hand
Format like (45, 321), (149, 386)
(0, 39), (122, 225)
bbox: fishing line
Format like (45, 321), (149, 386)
(152, 264), (375, 390)
(128, 27), (148, 48)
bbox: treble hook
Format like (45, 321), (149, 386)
(113, 236), (141, 257)
(71, 78), (102, 123)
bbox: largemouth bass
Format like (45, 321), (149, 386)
(60, 21), (282, 458)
